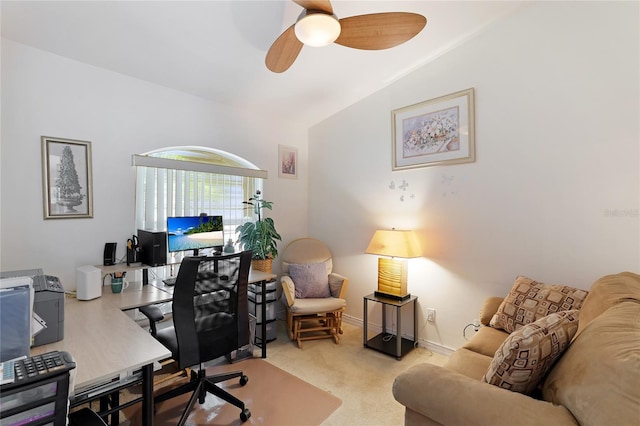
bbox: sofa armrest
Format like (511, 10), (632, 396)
(328, 273), (348, 299)
(479, 296), (504, 326)
(393, 363), (578, 426)
(281, 276), (295, 307)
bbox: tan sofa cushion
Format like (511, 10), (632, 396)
(490, 276), (588, 333)
(462, 326), (509, 358)
(574, 271), (640, 339)
(484, 310), (579, 394)
(444, 348), (493, 380)
(542, 301), (640, 426)
(393, 363), (578, 426)
(480, 296), (504, 326)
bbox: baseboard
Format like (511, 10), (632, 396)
(343, 314), (455, 357)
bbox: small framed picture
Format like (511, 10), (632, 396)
(392, 88), (475, 170)
(41, 136), (93, 219)
(278, 145), (298, 179)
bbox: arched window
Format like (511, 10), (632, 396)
(133, 146), (267, 244)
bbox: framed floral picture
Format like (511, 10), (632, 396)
(278, 144), (297, 179)
(392, 88), (475, 170)
(41, 136), (93, 219)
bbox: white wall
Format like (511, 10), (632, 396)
(1, 39), (309, 289)
(308, 1), (639, 351)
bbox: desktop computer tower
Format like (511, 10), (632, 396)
(137, 230), (167, 266)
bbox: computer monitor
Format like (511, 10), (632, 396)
(167, 215), (224, 256)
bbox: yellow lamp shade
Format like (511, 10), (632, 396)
(366, 229), (421, 300)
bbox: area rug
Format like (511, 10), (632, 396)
(124, 358), (342, 425)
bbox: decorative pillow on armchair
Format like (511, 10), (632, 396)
(483, 310), (579, 394)
(288, 263), (331, 298)
(490, 276), (588, 333)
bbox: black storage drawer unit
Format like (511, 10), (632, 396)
(247, 280), (277, 342)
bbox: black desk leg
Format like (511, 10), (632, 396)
(363, 298), (368, 347)
(261, 281), (267, 358)
(141, 363), (154, 426)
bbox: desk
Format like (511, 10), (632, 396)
(103, 280), (172, 310)
(109, 270), (276, 358)
(99, 262), (154, 285)
(104, 269), (276, 359)
(31, 267), (275, 426)
(30, 295), (170, 426)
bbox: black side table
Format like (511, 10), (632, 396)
(363, 293), (418, 360)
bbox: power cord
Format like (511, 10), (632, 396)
(463, 322), (481, 340)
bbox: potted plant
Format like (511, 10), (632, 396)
(236, 190), (282, 273)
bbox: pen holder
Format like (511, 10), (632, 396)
(111, 277), (128, 293)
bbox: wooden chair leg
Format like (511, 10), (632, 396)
(287, 311), (295, 340)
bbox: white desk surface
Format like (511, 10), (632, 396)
(103, 269), (275, 310)
(30, 268), (275, 391)
(103, 280), (172, 310)
(30, 295), (171, 391)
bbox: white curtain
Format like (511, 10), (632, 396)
(134, 164), (261, 238)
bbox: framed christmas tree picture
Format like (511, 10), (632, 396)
(41, 136), (93, 219)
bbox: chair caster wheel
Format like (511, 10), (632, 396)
(240, 375), (249, 386)
(240, 408), (251, 422)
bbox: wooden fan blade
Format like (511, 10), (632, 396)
(293, 0), (333, 14)
(266, 24), (304, 73)
(335, 12), (427, 50)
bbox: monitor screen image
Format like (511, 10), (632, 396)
(167, 215), (224, 255)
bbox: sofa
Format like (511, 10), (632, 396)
(393, 272), (640, 425)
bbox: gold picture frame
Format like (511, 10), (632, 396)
(392, 88), (475, 170)
(41, 136), (93, 219)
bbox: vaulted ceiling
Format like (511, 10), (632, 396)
(1, 1), (526, 127)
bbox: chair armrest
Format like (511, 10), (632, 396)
(393, 363), (578, 426)
(281, 276), (295, 307)
(328, 273), (348, 299)
(479, 296), (504, 326)
(139, 305), (164, 322)
(139, 305), (164, 336)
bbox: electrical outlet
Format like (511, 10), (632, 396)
(427, 308), (436, 322)
(473, 318), (481, 331)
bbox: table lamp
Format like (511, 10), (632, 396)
(366, 229), (421, 301)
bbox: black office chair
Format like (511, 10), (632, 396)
(149, 251), (253, 425)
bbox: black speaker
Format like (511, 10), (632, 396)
(137, 230), (167, 267)
(103, 242), (117, 266)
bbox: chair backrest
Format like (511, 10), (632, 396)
(172, 250), (252, 368)
(280, 238), (333, 275)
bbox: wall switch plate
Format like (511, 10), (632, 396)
(427, 308), (436, 322)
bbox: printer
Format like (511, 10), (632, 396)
(0, 268), (65, 347)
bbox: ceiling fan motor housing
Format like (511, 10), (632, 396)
(294, 10), (341, 47)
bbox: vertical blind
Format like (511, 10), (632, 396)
(133, 149), (266, 241)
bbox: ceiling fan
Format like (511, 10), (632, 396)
(266, 0), (427, 73)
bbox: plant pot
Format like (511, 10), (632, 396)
(57, 197), (83, 213)
(251, 258), (273, 273)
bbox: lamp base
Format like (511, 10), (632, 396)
(374, 291), (411, 301)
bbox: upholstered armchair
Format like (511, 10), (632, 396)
(280, 238), (348, 348)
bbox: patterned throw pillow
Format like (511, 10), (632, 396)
(490, 276), (588, 333)
(288, 263), (331, 299)
(483, 310), (579, 394)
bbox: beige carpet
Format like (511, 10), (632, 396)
(265, 320), (449, 426)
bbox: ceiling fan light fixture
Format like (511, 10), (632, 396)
(294, 11), (341, 47)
